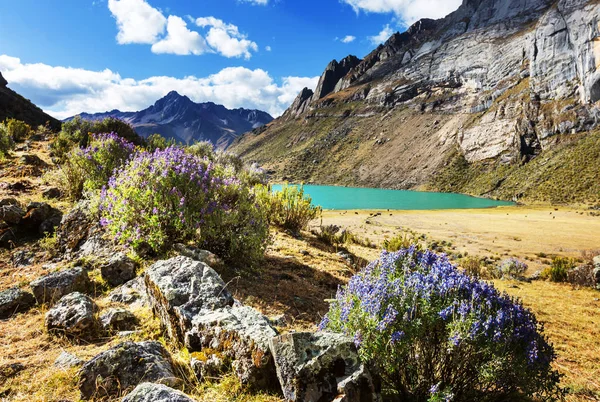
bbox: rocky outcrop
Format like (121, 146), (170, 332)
(144, 256), (278, 389)
(284, 87), (314, 119)
(107, 277), (149, 307)
(0, 72), (7, 88)
(78, 341), (181, 400)
(100, 308), (137, 332)
(0, 288), (36, 319)
(312, 55), (362, 102)
(45, 292), (98, 338)
(270, 332), (381, 402)
(122, 383), (195, 402)
(30, 266), (90, 305)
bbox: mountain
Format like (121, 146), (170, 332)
(68, 91), (273, 148)
(0, 72), (61, 130)
(232, 0), (600, 203)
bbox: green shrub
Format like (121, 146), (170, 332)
(59, 133), (135, 200)
(460, 256), (483, 278)
(99, 147), (269, 268)
(146, 133), (175, 151)
(216, 150), (244, 172)
(4, 118), (32, 142)
(187, 141), (215, 160)
(320, 248), (561, 401)
(546, 257), (575, 282)
(0, 123), (14, 156)
(383, 231), (421, 252)
(267, 184), (321, 232)
(315, 224), (342, 246)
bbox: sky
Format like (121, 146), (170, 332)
(0, 0), (462, 119)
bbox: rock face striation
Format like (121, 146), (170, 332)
(233, 0), (600, 190)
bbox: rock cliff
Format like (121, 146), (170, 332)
(232, 0), (600, 197)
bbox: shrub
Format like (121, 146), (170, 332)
(187, 141), (215, 160)
(491, 258), (528, 280)
(383, 231), (421, 252)
(4, 118), (32, 141)
(215, 150), (244, 172)
(320, 248), (561, 401)
(267, 184), (321, 232)
(546, 257), (575, 283)
(460, 256), (483, 278)
(315, 224), (342, 246)
(146, 133), (175, 151)
(59, 133), (135, 200)
(0, 123), (14, 156)
(93, 117), (142, 146)
(98, 147), (269, 268)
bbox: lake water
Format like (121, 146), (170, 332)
(271, 184), (515, 210)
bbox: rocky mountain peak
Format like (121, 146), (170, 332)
(0, 72), (7, 88)
(311, 55), (362, 102)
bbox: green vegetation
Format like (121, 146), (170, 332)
(0, 122), (14, 156)
(146, 133), (176, 151)
(4, 118), (32, 142)
(265, 184), (321, 232)
(431, 131), (600, 204)
(544, 257), (575, 283)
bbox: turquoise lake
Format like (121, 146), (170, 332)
(271, 184), (515, 210)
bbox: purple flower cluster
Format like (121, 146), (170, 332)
(320, 247), (560, 399)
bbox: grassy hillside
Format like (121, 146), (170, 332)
(429, 131), (600, 205)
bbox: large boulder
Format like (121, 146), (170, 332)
(0, 288), (36, 319)
(144, 256), (278, 388)
(56, 202), (94, 254)
(0, 204), (25, 225)
(100, 308), (137, 332)
(122, 383), (195, 402)
(107, 277), (149, 307)
(21, 202), (62, 234)
(101, 252), (137, 287)
(269, 332), (381, 402)
(78, 341), (181, 400)
(30, 266), (90, 305)
(45, 292), (98, 338)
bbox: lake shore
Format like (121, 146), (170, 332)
(314, 205), (600, 273)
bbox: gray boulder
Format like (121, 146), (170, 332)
(122, 383), (195, 402)
(100, 308), (137, 331)
(30, 266), (90, 305)
(45, 292), (98, 338)
(0, 204), (25, 225)
(191, 354), (225, 381)
(107, 277), (149, 307)
(173, 243), (224, 267)
(0, 288), (36, 319)
(54, 351), (84, 369)
(78, 341), (181, 400)
(594, 256), (600, 289)
(269, 332), (381, 402)
(12, 250), (34, 267)
(101, 252), (137, 287)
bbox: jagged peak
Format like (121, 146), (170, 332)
(0, 71), (7, 88)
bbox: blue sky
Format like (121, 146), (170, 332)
(0, 0), (461, 118)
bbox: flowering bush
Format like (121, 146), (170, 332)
(59, 133), (136, 200)
(493, 258), (528, 279)
(320, 248), (561, 401)
(98, 146), (269, 267)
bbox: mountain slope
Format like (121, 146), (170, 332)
(0, 72), (61, 130)
(232, 0), (600, 203)
(70, 91), (273, 148)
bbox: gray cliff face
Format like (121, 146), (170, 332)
(311, 55), (362, 102)
(284, 0), (600, 163)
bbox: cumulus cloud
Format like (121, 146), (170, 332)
(342, 0), (462, 25)
(368, 24), (394, 45)
(340, 35), (356, 43)
(108, 0), (258, 58)
(151, 16), (209, 55)
(0, 55), (319, 119)
(108, 0), (167, 44)
(238, 0), (269, 4)
(196, 17), (258, 59)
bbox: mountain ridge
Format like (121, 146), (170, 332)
(68, 91), (273, 148)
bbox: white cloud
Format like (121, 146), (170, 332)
(151, 16), (209, 55)
(0, 55), (319, 119)
(265, 45), (272, 51)
(342, 0), (462, 25)
(368, 24), (394, 45)
(108, 0), (166, 44)
(239, 0), (269, 4)
(196, 17), (258, 59)
(341, 35), (356, 43)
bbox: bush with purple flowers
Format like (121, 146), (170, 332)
(320, 247), (561, 401)
(59, 132), (136, 200)
(98, 146), (269, 267)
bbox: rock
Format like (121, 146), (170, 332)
(121, 383), (195, 402)
(0, 198), (19, 207)
(78, 341), (181, 400)
(0, 362), (25, 379)
(144, 256), (234, 341)
(54, 351), (84, 369)
(529, 270), (542, 281)
(45, 292), (98, 338)
(186, 306), (278, 389)
(0, 227), (17, 248)
(20, 154), (45, 166)
(173, 244), (224, 267)
(0, 204), (25, 225)
(284, 87), (314, 119)
(0, 72), (7, 88)
(101, 252), (137, 287)
(0, 288), (36, 319)
(191, 354), (225, 381)
(145, 256), (278, 389)
(312, 55), (362, 102)
(30, 266), (90, 305)
(39, 215), (62, 235)
(107, 277), (149, 307)
(593, 256), (600, 289)
(100, 308), (137, 331)
(269, 332), (381, 402)
(56, 203), (94, 254)
(20, 202), (62, 234)
(12, 250), (34, 267)
(42, 187), (62, 199)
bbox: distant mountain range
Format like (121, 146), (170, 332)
(67, 91), (273, 148)
(0, 72), (61, 130)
